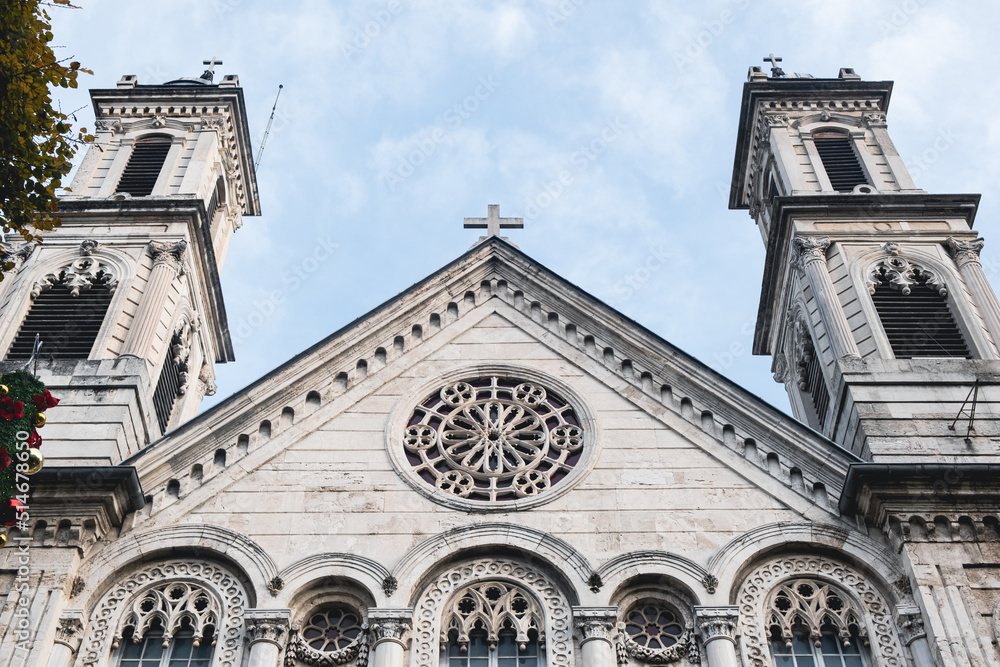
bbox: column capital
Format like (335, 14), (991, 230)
(367, 608), (412, 650)
(694, 606), (739, 645)
(54, 609), (86, 653)
(947, 236), (985, 266)
(572, 606), (618, 646)
(245, 608), (291, 649)
(895, 604), (927, 646)
(149, 239), (188, 274)
(791, 236), (831, 271)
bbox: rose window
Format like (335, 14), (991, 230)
(301, 607), (364, 652)
(624, 605), (684, 650)
(403, 377), (583, 502)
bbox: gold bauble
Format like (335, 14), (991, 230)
(34, 412), (45, 427)
(25, 448), (43, 475)
(0, 533), (6, 548)
(0, 385), (8, 397)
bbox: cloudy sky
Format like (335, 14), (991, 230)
(47, 0), (1000, 416)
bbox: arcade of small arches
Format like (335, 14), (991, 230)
(62, 534), (924, 667)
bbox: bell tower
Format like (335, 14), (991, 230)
(0, 62), (260, 465)
(730, 62), (1000, 463)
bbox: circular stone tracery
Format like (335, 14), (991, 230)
(301, 606), (363, 652)
(403, 377), (583, 502)
(625, 604), (684, 650)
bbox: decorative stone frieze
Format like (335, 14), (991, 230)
(31, 256), (118, 298)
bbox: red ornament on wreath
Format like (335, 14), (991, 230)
(1, 498), (24, 527)
(0, 397), (23, 421)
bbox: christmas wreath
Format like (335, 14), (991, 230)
(0, 369), (57, 537)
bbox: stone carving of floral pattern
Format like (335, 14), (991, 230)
(866, 255), (947, 297)
(285, 606), (368, 667)
(947, 237), (985, 266)
(169, 320), (194, 395)
(736, 556), (903, 667)
(0, 240), (35, 272)
(31, 256), (118, 298)
(766, 579), (866, 648)
(442, 582), (543, 651)
(403, 377), (584, 502)
(112, 580), (221, 648)
(616, 604), (697, 665)
(78, 560), (247, 667)
(413, 558), (573, 667)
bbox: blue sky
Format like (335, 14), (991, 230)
(47, 0), (1000, 416)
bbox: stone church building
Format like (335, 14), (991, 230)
(0, 62), (996, 667)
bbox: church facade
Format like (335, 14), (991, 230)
(0, 62), (996, 667)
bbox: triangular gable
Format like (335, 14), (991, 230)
(123, 239), (860, 519)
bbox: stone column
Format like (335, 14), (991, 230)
(792, 237), (861, 360)
(948, 237), (1000, 357)
(573, 607), (618, 667)
(119, 240), (187, 361)
(897, 605), (935, 667)
(244, 609), (290, 667)
(695, 606), (740, 667)
(368, 608), (411, 667)
(46, 611), (84, 667)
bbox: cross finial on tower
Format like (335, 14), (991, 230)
(464, 204), (523, 243)
(763, 53), (785, 78)
(201, 57), (223, 82)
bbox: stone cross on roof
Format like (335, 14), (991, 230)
(763, 53), (785, 78)
(464, 204), (523, 244)
(201, 57), (223, 82)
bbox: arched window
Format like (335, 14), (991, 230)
(113, 582), (218, 667)
(813, 132), (868, 193)
(116, 137), (172, 197)
(8, 257), (118, 361)
(285, 604), (368, 665)
(766, 579), (869, 667)
(442, 583), (543, 667)
(867, 255), (970, 358)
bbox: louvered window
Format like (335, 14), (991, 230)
(873, 275), (970, 358)
(813, 133), (868, 193)
(152, 341), (184, 433)
(116, 138), (171, 197)
(797, 338), (829, 429)
(7, 285), (113, 360)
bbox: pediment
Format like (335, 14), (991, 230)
(123, 239), (859, 533)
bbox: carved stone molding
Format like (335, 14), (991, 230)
(412, 558), (573, 667)
(79, 239), (100, 256)
(369, 608), (411, 649)
(0, 240), (35, 272)
(149, 239), (188, 275)
(55, 610), (86, 653)
(381, 575), (397, 597)
(701, 574), (719, 595)
(791, 236), (831, 272)
(694, 606), (739, 644)
(764, 113), (789, 128)
(895, 605), (926, 647)
(198, 363), (218, 397)
(246, 609), (291, 649)
(947, 237), (985, 267)
(865, 113), (888, 127)
(94, 118), (124, 134)
(866, 255), (947, 296)
(574, 606), (617, 645)
(268, 576), (285, 596)
(78, 560), (248, 667)
(771, 353), (789, 384)
(112, 580), (221, 649)
(31, 256), (118, 298)
(284, 607), (367, 667)
(736, 556), (904, 667)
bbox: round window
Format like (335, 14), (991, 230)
(402, 376), (584, 502)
